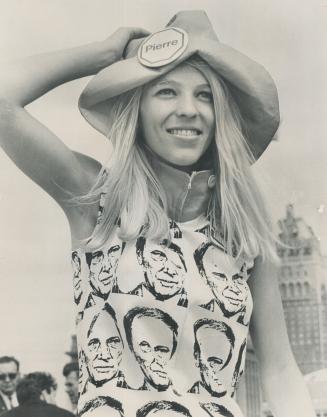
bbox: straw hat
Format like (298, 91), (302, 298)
(79, 10), (279, 159)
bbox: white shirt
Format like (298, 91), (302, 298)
(0, 390), (18, 410)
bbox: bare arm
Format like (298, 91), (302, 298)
(248, 258), (315, 417)
(0, 27), (148, 204)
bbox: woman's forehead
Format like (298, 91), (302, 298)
(147, 64), (210, 88)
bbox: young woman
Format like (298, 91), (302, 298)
(0, 10), (315, 417)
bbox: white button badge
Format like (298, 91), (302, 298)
(138, 27), (189, 68)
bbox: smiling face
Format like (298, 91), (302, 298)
(131, 316), (174, 390)
(85, 311), (123, 385)
(140, 64), (215, 167)
(195, 326), (230, 396)
(139, 241), (186, 299)
(88, 245), (121, 297)
(202, 246), (249, 316)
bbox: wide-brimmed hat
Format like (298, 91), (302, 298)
(79, 10), (279, 160)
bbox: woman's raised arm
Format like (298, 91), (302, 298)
(248, 258), (315, 417)
(0, 27), (148, 205)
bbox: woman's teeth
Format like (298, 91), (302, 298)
(168, 129), (200, 136)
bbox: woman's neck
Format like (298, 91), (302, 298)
(143, 145), (216, 222)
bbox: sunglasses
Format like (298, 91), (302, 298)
(0, 373), (17, 381)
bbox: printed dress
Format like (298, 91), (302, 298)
(71, 209), (254, 417)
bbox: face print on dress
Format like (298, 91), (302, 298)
(231, 338), (247, 395)
(169, 220), (183, 239)
(96, 192), (106, 225)
(84, 304), (124, 388)
(134, 238), (188, 306)
(78, 349), (87, 393)
(189, 319), (235, 397)
(124, 306), (178, 391)
(194, 242), (249, 319)
(200, 402), (234, 417)
(136, 400), (192, 417)
(85, 243), (125, 299)
(72, 251), (82, 305)
(79, 395), (124, 417)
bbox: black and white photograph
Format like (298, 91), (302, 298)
(0, 1), (326, 416)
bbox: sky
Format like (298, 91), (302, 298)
(0, 0), (326, 408)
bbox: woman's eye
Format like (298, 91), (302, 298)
(157, 88), (175, 97)
(198, 91), (213, 101)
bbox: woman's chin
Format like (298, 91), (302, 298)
(162, 157), (202, 173)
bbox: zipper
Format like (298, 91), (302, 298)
(178, 171), (197, 220)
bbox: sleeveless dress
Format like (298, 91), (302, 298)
(71, 161), (254, 417)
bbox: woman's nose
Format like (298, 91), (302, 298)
(175, 94), (198, 118)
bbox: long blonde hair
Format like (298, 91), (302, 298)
(79, 58), (277, 261)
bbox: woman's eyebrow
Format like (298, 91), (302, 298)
(152, 79), (210, 88)
(154, 79), (177, 86)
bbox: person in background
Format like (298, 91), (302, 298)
(62, 362), (79, 413)
(0, 357), (20, 414)
(1, 372), (75, 417)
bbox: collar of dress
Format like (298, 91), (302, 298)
(146, 149), (216, 223)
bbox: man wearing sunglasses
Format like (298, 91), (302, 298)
(0, 357), (20, 414)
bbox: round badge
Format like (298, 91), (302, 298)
(137, 27), (188, 68)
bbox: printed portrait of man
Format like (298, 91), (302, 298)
(200, 402), (234, 417)
(85, 242), (125, 301)
(124, 306), (178, 391)
(231, 338), (247, 395)
(79, 395), (124, 417)
(71, 251), (82, 305)
(189, 318), (235, 398)
(169, 219), (183, 239)
(78, 349), (87, 395)
(136, 400), (192, 417)
(131, 237), (188, 307)
(194, 242), (251, 322)
(82, 304), (128, 391)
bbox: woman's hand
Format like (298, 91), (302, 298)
(0, 26), (150, 106)
(98, 27), (150, 65)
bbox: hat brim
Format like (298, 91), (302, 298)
(79, 29), (279, 160)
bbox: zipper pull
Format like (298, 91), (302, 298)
(188, 172), (196, 189)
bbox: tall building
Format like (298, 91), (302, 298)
(277, 204), (327, 374)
